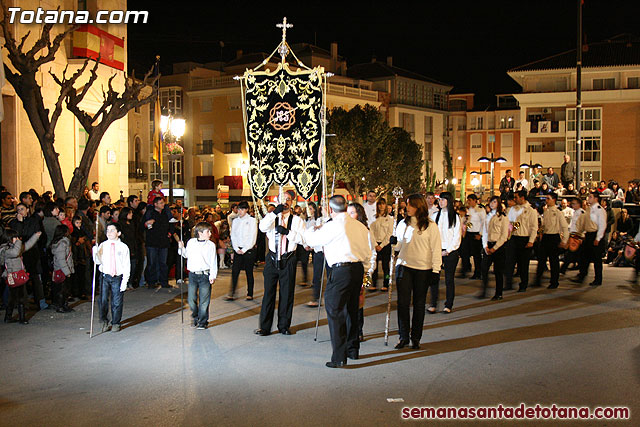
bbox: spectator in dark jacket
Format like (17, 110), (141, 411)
(543, 167), (560, 190)
(560, 154), (575, 188)
(143, 197), (172, 288)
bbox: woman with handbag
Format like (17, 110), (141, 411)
(394, 194), (442, 349)
(0, 229), (41, 324)
(50, 225), (75, 313)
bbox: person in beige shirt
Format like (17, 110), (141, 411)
(478, 196), (510, 300)
(504, 190), (538, 292)
(369, 198), (394, 292)
(534, 193), (569, 289)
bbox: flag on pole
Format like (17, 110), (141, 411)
(153, 95), (163, 166)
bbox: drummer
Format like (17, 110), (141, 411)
(560, 198), (584, 275)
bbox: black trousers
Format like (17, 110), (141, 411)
(578, 232), (605, 284)
(372, 244), (391, 288)
(461, 232), (482, 276)
(504, 236), (532, 290)
(481, 243), (506, 296)
(397, 266), (432, 343)
(430, 250), (459, 309)
(535, 234), (561, 286)
(256, 230), (267, 263)
(311, 251), (325, 301)
(560, 246), (581, 274)
(295, 245), (311, 282)
(259, 252), (296, 332)
(230, 250), (255, 297)
(324, 262), (364, 363)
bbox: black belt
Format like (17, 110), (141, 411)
(332, 262), (360, 268)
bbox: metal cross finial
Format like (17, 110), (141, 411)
(276, 17), (293, 43)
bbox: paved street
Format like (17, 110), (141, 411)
(1, 263), (639, 426)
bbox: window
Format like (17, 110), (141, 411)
(566, 136), (601, 162)
(424, 117), (433, 162)
(567, 108), (601, 132)
(628, 77), (640, 89)
(433, 90), (446, 110)
(199, 127), (213, 154)
(224, 141), (242, 154)
(579, 169), (600, 183)
(230, 167), (242, 176)
(501, 133), (513, 148)
(477, 117), (483, 130)
(526, 140), (564, 153)
(449, 99), (467, 112)
(228, 95), (241, 110)
(201, 98), (212, 112)
(470, 134), (482, 149)
(160, 88), (182, 115)
(592, 78), (615, 90)
(527, 141), (541, 152)
(507, 116), (514, 129)
(399, 113), (415, 139)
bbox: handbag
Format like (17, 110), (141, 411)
(52, 269), (67, 284)
(5, 259), (30, 288)
(624, 242), (638, 262)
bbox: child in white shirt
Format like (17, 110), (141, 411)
(178, 222), (218, 329)
(93, 223), (131, 333)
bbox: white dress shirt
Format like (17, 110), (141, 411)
(178, 238), (218, 283)
(516, 178), (529, 190)
(305, 217), (324, 253)
(466, 206), (486, 233)
(303, 212), (373, 271)
(394, 217), (442, 273)
(569, 208), (584, 233)
(93, 238), (131, 291)
(561, 207), (574, 224)
(589, 202), (607, 241)
(481, 210), (510, 252)
(259, 210), (305, 254)
(364, 202), (377, 227)
(231, 214), (257, 253)
(431, 209), (462, 253)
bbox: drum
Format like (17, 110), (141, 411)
(568, 233), (583, 252)
(624, 242), (638, 261)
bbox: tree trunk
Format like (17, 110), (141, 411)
(66, 126), (107, 198)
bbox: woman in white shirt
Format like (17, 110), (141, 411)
(305, 202), (324, 307)
(369, 198), (394, 292)
(478, 196), (510, 300)
(430, 192), (461, 313)
(393, 194), (442, 349)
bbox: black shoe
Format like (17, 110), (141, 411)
(570, 276), (584, 284)
(4, 309), (16, 323)
(17, 305), (28, 325)
(197, 324), (207, 330)
(394, 339), (410, 349)
(491, 295), (503, 301)
(547, 284), (559, 289)
(410, 341), (420, 350)
(325, 361), (347, 368)
(470, 275), (481, 280)
(224, 295), (235, 301)
(279, 328), (292, 335)
(254, 328), (270, 336)
(589, 281), (601, 287)
(517, 288), (526, 293)
(347, 351), (359, 360)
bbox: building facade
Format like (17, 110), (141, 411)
(508, 35), (640, 186)
(1, 0), (131, 198)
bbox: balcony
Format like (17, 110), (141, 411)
(197, 141), (214, 155)
(128, 162), (147, 181)
(224, 141), (242, 154)
(327, 83), (378, 102)
(525, 120), (566, 136)
(190, 75), (239, 91)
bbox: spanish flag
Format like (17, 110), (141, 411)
(153, 96), (163, 166)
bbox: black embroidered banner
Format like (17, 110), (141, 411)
(243, 63), (324, 199)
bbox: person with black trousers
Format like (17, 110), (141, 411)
(143, 197), (172, 288)
(572, 192), (607, 287)
(228, 201), (257, 300)
(254, 191), (305, 336)
(304, 202), (325, 307)
(478, 196), (510, 300)
(460, 194), (486, 279)
(393, 194), (442, 350)
(303, 195), (372, 368)
(534, 193), (569, 289)
(369, 198), (394, 292)
(430, 192), (461, 313)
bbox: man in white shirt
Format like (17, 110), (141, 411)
(227, 203), (239, 231)
(88, 182), (100, 201)
(460, 194), (485, 279)
(504, 190), (539, 292)
(572, 192), (607, 286)
(254, 190), (306, 336)
(560, 198), (574, 224)
(560, 197), (584, 275)
(93, 223), (131, 333)
(363, 190), (377, 227)
(426, 192), (438, 217)
(228, 201), (258, 301)
(515, 171), (529, 191)
(304, 195), (372, 368)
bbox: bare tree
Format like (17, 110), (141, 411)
(1, 1), (158, 197)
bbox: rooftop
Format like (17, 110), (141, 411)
(347, 60), (452, 88)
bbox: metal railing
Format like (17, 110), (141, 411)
(224, 141), (242, 154)
(190, 75), (239, 90)
(197, 141), (214, 155)
(327, 83), (378, 101)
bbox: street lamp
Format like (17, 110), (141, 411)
(160, 114), (186, 203)
(477, 154), (506, 196)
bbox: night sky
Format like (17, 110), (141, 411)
(127, 1), (639, 107)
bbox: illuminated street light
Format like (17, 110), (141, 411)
(161, 113), (186, 203)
